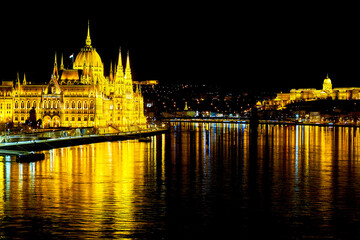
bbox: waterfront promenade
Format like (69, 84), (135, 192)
(0, 127), (168, 152)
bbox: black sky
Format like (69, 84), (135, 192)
(1, 3), (359, 91)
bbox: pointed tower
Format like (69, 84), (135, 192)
(16, 72), (21, 91)
(109, 61), (113, 82)
(23, 73), (27, 85)
(124, 51), (133, 96)
(116, 48), (124, 79)
(114, 48), (125, 96)
(86, 20), (92, 46)
(124, 51), (132, 81)
(53, 52), (59, 80)
(60, 53), (64, 70)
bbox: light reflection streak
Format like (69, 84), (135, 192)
(1, 123), (360, 238)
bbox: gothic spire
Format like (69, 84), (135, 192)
(16, 72), (20, 88)
(116, 48), (124, 80)
(125, 51), (132, 83)
(125, 51), (131, 71)
(53, 52), (59, 79)
(86, 20), (92, 46)
(125, 51), (132, 80)
(23, 73), (27, 85)
(60, 53), (64, 70)
(117, 48), (123, 72)
(110, 61), (113, 81)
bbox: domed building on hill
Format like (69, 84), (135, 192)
(0, 22), (147, 130)
(264, 74), (360, 110)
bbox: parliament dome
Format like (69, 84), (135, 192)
(73, 46), (103, 69)
(73, 22), (104, 71)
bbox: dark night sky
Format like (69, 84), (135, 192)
(1, 3), (359, 91)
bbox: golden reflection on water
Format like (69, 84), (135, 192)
(1, 123), (360, 238)
(0, 138), (166, 238)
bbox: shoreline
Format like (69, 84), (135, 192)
(0, 128), (168, 152)
(165, 118), (360, 128)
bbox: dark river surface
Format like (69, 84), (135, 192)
(1, 122), (360, 239)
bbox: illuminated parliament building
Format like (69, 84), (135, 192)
(0, 23), (147, 130)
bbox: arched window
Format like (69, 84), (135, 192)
(26, 101), (30, 109)
(65, 101), (69, 109)
(57, 100), (60, 108)
(33, 101), (36, 108)
(78, 101), (82, 109)
(15, 101), (18, 109)
(71, 101), (75, 109)
(21, 101), (24, 109)
(84, 101), (87, 109)
(43, 100), (47, 108)
(90, 101), (94, 109)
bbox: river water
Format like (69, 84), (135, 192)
(1, 122), (360, 239)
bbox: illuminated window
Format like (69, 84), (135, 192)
(71, 101), (75, 109)
(15, 101), (18, 109)
(78, 101), (82, 109)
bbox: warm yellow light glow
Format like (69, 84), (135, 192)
(264, 74), (360, 110)
(1, 22), (147, 130)
(0, 140), (157, 236)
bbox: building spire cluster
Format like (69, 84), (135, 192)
(7, 21), (146, 130)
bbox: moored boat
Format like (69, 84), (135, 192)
(16, 153), (45, 162)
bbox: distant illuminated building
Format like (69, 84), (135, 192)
(0, 22), (147, 130)
(265, 74), (360, 110)
(133, 80), (159, 85)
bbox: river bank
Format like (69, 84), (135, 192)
(165, 117), (360, 128)
(0, 128), (168, 152)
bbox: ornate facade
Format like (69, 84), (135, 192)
(264, 74), (360, 110)
(0, 23), (147, 130)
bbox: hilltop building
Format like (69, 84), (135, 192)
(0, 22), (147, 130)
(264, 74), (360, 110)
